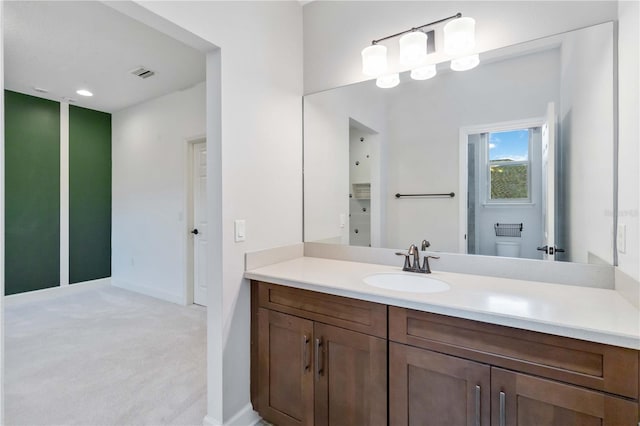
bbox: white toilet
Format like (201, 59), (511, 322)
(496, 241), (521, 258)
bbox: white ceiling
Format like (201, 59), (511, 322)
(4, 1), (206, 113)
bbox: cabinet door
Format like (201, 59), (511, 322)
(314, 322), (387, 426)
(491, 367), (638, 426)
(389, 342), (491, 426)
(258, 308), (314, 426)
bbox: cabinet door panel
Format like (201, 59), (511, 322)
(258, 308), (314, 426)
(491, 367), (638, 426)
(390, 343), (491, 426)
(314, 323), (387, 426)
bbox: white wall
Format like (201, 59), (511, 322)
(133, 2), (303, 424)
(617, 1), (639, 282)
(558, 23), (614, 264)
(303, 1), (618, 94)
(384, 48), (559, 252)
(112, 82), (206, 304)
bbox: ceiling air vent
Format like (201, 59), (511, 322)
(130, 67), (156, 79)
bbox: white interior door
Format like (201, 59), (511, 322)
(540, 102), (556, 261)
(192, 141), (207, 305)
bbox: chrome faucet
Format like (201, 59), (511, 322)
(396, 242), (439, 274)
(409, 244), (419, 269)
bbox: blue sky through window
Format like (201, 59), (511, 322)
(489, 129), (529, 162)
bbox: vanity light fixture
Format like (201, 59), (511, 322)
(376, 73), (400, 89)
(76, 89), (93, 97)
(410, 64), (437, 80)
(451, 54), (480, 71)
(361, 12), (479, 87)
(361, 44), (388, 77)
(443, 17), (476, 55)
(399, 31), (428, 67)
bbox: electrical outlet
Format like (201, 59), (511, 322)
(617, 224), (626, 254)
(339, 213), (346, 228)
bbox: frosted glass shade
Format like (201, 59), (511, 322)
(376, 73), (400, 89)
(361, 44), (388, 77)
(450, 54), (480, 71)
(410, 64), (437, 80)
(443, 17), (476, 55)
(399, 31), (428, 67)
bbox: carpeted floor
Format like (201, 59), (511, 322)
(4, 285), (207, 426)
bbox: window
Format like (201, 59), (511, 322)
(487, 129), (531, 202)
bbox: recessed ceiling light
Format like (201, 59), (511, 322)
(33, 87), (49, 93)
(76, 89), (93, 97)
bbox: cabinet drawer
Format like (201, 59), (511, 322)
(389, 307), (638, 399)
(255, 281), (387, 338)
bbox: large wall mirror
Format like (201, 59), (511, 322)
(303, 22), (615, 265)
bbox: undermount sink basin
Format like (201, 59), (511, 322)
(363, 273), (450, 293)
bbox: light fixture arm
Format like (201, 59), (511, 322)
(370, 12), (462, 45)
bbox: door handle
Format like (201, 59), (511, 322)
(499, 391), (506, 426)
(314, 337), (323, 378)
(474, 385), (481, 426)
(191, 229), (199, 235)
(302, 335), (310, 372)
(536, 245), (548, 253)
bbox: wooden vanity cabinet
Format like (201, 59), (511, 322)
(251, 281), (387, 426)
(251, 281), (640, 425)
(389, 306), (639, 426)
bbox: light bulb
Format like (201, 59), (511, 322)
(376, 73), (400, 89)
(444, 17), (476, 55)
(410, 64), (437, 80)
(399, 31), (428, 67)
(76, 89), (93, 97)
(361, 44), (388, 77)
(450, 54), (480, 71)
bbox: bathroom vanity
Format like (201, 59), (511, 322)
(246, 256), (640, 426)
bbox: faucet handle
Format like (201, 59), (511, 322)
(395, 252), (412, 271)
(421, 255), (440, 274)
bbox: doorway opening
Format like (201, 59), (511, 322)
(187, 138), (207, 306)
(460, 118), (544, 260)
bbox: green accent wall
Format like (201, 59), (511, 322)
(69, 106), (111, 284)
(5, 90), (61, 295)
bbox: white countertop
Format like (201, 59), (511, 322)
(245, 256), (640, 350)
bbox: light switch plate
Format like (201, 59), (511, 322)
(617, 223), (626, 253)
(235, 219), (246, 242)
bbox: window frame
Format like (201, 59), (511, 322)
(485, 129), (532, 204)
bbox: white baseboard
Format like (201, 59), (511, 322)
(111, 278), (184, 305)
(4, 277), (111, 306)
(203, 404), (261, 426)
